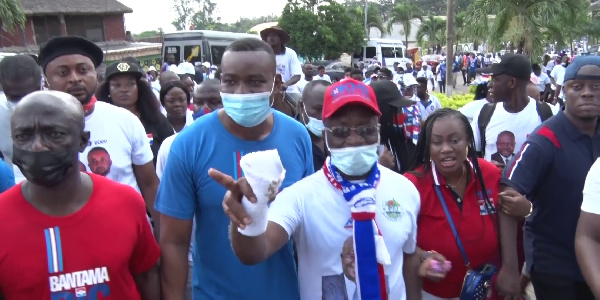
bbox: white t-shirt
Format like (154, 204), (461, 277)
(550, 64), (566, 98)
(532, 72), (551, 92)
(269, 166), (420, 300)
(459, 99), (489, 123)
(296, 77), (311, 94)
(155, 131), (195, 264)
(277, 47), (302, 94)
(417, 69), (434, 80)
(582, 158), (600, 214)
(80, 101), (154, 192)
(472, 97), (554, 162)
(314, 74), (332, 82)
(416, 94), (442, 121)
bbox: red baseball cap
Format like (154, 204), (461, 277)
(322, 79), (381, 120)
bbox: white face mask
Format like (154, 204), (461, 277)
(326, 136), (380, 176)
(301, 103), (324, 137)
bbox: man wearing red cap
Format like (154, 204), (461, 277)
(211, 79), (422, 300)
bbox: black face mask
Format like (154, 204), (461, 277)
(12, 147), (74, 187)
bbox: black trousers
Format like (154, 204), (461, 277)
(461, 69), (468, 84)
(531, 270), (594, 300)
(438, 80), (446, 93)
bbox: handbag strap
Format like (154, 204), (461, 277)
(434, 185), (471, 269)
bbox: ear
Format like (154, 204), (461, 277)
(79, 131), (91, 153)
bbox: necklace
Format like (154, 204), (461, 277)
(446, 164), (466, 189)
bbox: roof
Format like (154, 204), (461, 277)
(19, 0), (133, 15)
(0, 41), (160, 55)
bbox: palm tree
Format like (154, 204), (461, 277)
(349, 2), (387, 38)
(466, 0), (587, 58)
(416, 15), (446, 54)
(0, 0), (26, 32)
(386, 3), (423, 47)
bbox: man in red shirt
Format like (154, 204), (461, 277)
(0, 91), (160, 299)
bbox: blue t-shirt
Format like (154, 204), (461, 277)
(0, 160), (14, 193)
(155, 110), (313, 300)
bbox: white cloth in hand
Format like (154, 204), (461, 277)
(237, 149), (286, 236)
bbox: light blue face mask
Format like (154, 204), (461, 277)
(301, 104), (324, 137)
(220, 84), (274, 127)
(326, 136), (380, 176)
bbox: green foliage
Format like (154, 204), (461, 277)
(0, 0), (26, 32)
(387, 3), (423, 46)
(465, 0), (588, 58)
(133, 30), (161, 39)
(347, 3), (386, 37)
(416, 15), (446, 53)
(432, 92), (475, 110)
(279, 0), (365, 61)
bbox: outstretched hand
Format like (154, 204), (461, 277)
(208, 168), (257, 230)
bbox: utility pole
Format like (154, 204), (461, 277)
(445, 0), (454, 97)
(364, 0), (369, 39)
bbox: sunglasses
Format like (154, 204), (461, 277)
(325, 124), (380, 138)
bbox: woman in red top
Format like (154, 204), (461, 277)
(404, 108), (502, 299)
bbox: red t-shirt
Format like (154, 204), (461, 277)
(405, 158), (501, 298)
(0, 174), (160, 299)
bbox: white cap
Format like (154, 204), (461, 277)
(167, 64), (184, 75)
(179, 62), (195, 75)
(202, 61), (211, 68)
(148, 66), (156, 72)
(403, 74), (418, 86)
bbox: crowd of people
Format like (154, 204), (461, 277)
(0, 24), (599, 300)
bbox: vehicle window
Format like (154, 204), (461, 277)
(210, 45), (227, 66)
(164, 46), (181, 64)
(183, 45), (202, 64)
(382, 47), (396, 58)
(588, 45), (599, 53)
(396, 48), (404, 58)
(365, 47), (376, 59)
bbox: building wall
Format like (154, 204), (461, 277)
(0, 17), (36, 48)
(103, 14), (126, 41)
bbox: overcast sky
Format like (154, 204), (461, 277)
(119, 0), (289, 33)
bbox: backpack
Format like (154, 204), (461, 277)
(477, 101), (554, 157)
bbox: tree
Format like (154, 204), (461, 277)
(171, 0), (198, 30)
(279, 3), (321, 61)
(279, 0), (365, 61)
(0, 0), (26, 32)
(416, 15), (446, 53)
(347, 2), (386, 37)
(317, 0), (365, 59)
(134, 30), (160, 39)
(466, 0), (587, 58)
(171, 0), (220, 31)
(386, 3), (423, 47)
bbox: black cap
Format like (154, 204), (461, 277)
(370, 80), (415, 108)
(38, 36), (104, 72)
(564, 56), (600, 82)
(477, 53), (531, 80)
(105, 61), (143, 81)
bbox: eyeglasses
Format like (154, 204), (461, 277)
(325, 124), (380, 138)
(341, 252), (355, 261)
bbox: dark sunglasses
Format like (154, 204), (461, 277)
(325, 124), (380, 138)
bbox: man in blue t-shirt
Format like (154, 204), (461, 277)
(155, 38), (313, 300)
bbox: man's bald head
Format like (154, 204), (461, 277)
(14, 91), (85, 132)
(302, 80), (330, 106)
(160, 71), (180, 87)
(194, 78), (220, 96)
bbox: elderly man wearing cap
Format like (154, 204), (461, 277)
(498, 56), (600, 300)
(211, 79), (421, 300)
(260, 26), (302, 97)
(0, 90), (160, 299)
(38, 36), (160, 230)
